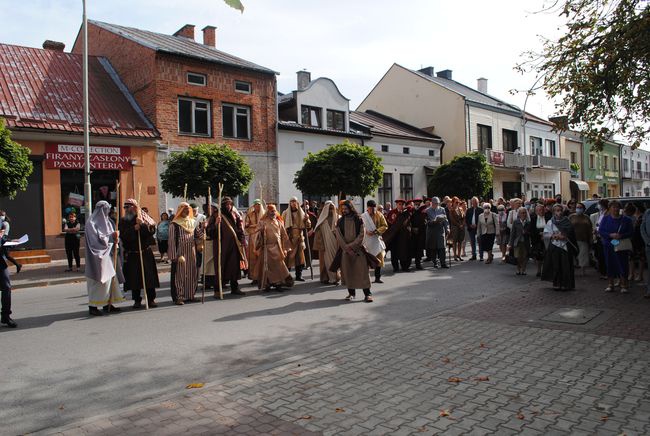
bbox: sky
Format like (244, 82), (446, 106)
(2, 0), (567, 117)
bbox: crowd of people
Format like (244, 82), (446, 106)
(1, 192), (650, 328)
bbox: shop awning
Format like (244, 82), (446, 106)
(570, 180), (590, 191)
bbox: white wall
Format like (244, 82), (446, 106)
(468, 106), (521, 152)
(524, 120), (561, 157)
(296, 78), (350, 130)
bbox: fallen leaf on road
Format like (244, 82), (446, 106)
(299, 415), (312, 420)
(448, 377), (463, 383)
(417, 425), (428, 432)
(440, 409), (451, 417)
(290, 371), (302, 376)
(474, 376), (490, 381)
(479, 343), (487, 348)
(161, 401), (177, 409)
(186, 383), (205, 389)
(442, 357), (451, 363)
(601, 416), (609, 422)
(335, 408), (345, 413)
(516, 412), (525, 420)
(58, 405), (65, 410)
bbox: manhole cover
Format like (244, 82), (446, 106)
(541, 308), (603, 325)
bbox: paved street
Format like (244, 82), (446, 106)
(4, 256), (650, 435)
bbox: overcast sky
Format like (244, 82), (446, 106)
(3, 0), (568, 115)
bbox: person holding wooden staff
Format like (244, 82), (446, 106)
(119, 198), (160, 309)
(282, 197), (311, 281)
(205, 196), (246, 297)
(244, 199), (264, 285)
(168, 202), (203, 305)
(255, 203), (294, 291)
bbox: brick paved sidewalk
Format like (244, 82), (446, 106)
(42, 275), (650, 436)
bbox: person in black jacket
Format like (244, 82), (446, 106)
(529, 203), (551, 277)
(0, 228), (16, 328)
(465, 197), (482, 261)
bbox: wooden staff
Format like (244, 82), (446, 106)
(109, 180), (121, 313)
(202, 187), (211, 304)
(136, 182), (149, 310)
(183, 183), (188, 202)
(216, 183), (224, 299)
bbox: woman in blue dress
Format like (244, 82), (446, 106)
(599, 200), (634, 293)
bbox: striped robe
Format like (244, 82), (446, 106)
(168, 223), (202, 302)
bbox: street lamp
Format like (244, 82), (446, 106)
(82, 0), (92, 217)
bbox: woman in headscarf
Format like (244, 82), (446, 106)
(85, 201), (124, 316)
(168, 202), (202, 305)
(542, 203), (578, 290)
(311, 201), (340, 284)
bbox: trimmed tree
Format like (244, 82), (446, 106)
(294, 140), (383, 198)
(0, 119), (34, 199)
(160, 143), (253, 199)
(428, 152), (493, 199)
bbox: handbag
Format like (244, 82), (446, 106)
(612, 223), (633, 252)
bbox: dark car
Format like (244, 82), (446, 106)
(584, 197), (650, 216)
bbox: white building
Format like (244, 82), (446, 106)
(621, 145), (650, 197)
(358, 64), (569, 200)
(277, 71), (443, 211)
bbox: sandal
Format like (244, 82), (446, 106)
(344, 295), (355, 301)
(364, 296), (374, 303)
(175, 300), (185, 305)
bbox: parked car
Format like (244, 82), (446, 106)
(584, 197), (650, 216)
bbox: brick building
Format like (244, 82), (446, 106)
(0, 41), (159, 259)
(72, 21), (279, 210)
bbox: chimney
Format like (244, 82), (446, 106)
(436, 69), (453, 80)
(477, 77), (488, 94)
(42, 40), (65, 52)
(173, 24), (195, 40)
(202, 25), (216, 47)
(297, 70), (311, 91)
(418, 66), (434, 77)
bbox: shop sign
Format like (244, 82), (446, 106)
(45, 144), (132, 170)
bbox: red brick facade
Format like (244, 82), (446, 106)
(72, 23), (277, 154)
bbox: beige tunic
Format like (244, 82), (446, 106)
(283, 210), (311, 268)
(255, 217), (293, 288)
(313, 215), (340, 283)
(245, 209), (263, 280)
(335, 216), (371, 290)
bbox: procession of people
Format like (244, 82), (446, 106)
(2, 189), (650, 328)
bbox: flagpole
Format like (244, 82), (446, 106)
(82, 0), (92, 218)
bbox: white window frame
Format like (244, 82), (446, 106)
(235, 80), (252, 94)
(187, 72), (207, 86)
(222, 103), (251, 140)
(545, 139), (556, 156)
(530, 136), (543, 156)
(178, 97), (211, 136)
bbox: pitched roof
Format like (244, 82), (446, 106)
(89, 20), (276, 75)
(278, 120), (371, 139)
(350, 110), (443, 143)
(0, 43), (159, 139)
(405, 65), (521, 115)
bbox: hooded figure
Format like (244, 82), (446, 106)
(312, 201), (340, 284)
(85, 201), (124, 316)
(254, 203), (294, 291)
(244, 199), (265, 283)
(281, 197), (312, 281)
(168, 202), (202, 304)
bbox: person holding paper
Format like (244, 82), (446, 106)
(361, 200), (387, 284)
(0, 227), (16, 328)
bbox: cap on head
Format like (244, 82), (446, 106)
(367, 199), (377, 207)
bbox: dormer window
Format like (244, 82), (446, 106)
(187, 72), (207, 86)
(301, 105), (321, 128)
(326, 110), (345, 131)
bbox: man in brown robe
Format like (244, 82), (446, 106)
(335, 200), (373, 302)
(245, 199), (264, 284)
(255, 204), (294, 291)
(282, 197), (311, 281)
(206, 197), (246, 297)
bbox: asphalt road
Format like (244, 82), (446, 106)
(1, 255), (536, 435)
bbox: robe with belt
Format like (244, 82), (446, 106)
(245, 209), (263, 280)
(254, 216), (293, 288)
(335, 215), (371, 290)
(119, 218), (160, 291)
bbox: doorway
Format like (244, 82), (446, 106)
(502, 181), (522, 200)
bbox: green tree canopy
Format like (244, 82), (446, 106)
(160, 143), (253, 199)
(518, 0), (650, 149)
(294, 140), (383, 198)
(428, 152), (493, 199)
(0, 119), (34, 199)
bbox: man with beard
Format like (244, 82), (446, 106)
(119, 199), (160, 309)
(361, 200), (388, 283)
(384, 199), (413, 272)
(282, 197), (312, 281)
(206, 197), (246, 297)
(335, 201), (373, 302)
(255, 203), (295, 291)
(244, 199), (264, 285)
(411, 198), (427, 269)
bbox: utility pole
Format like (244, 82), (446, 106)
(82, 0), (92, 217)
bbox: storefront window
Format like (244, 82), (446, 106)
(60, 169), (119, 228)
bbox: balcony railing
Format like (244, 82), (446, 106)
(532, 155), (570, 170)
(632, 170), (650, 180)
(484, 150), (533, 169)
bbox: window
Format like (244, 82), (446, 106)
(378, 173), (393, 206)
(235, 191), (249, 209)
(589, 154), (596, 169)
(403, 147), (410, 154)
(623, 159), (629, 172)
(477, 124), (492, 152)
(399, 174), (413, 200)
(603, 155), (609, 170)
(429, 149), (435, 157)
(381, 145), (389, 153)
(570, 151), (577, 164)
(301, 105), (321, 127)
(530, 183), (555, 199)
(502, 129), (518, 152)
(234, 81), (251, 94)
(326, 110), (345, 131)
(178, 97), (210, 136)
(637, 161), (642, 171)
(546, 139), (557, 156)
(612, 157), (618, 171)
(530, 136), (543, 155)
(187, 72), (207, 86)
(222, 103), (250, 139)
